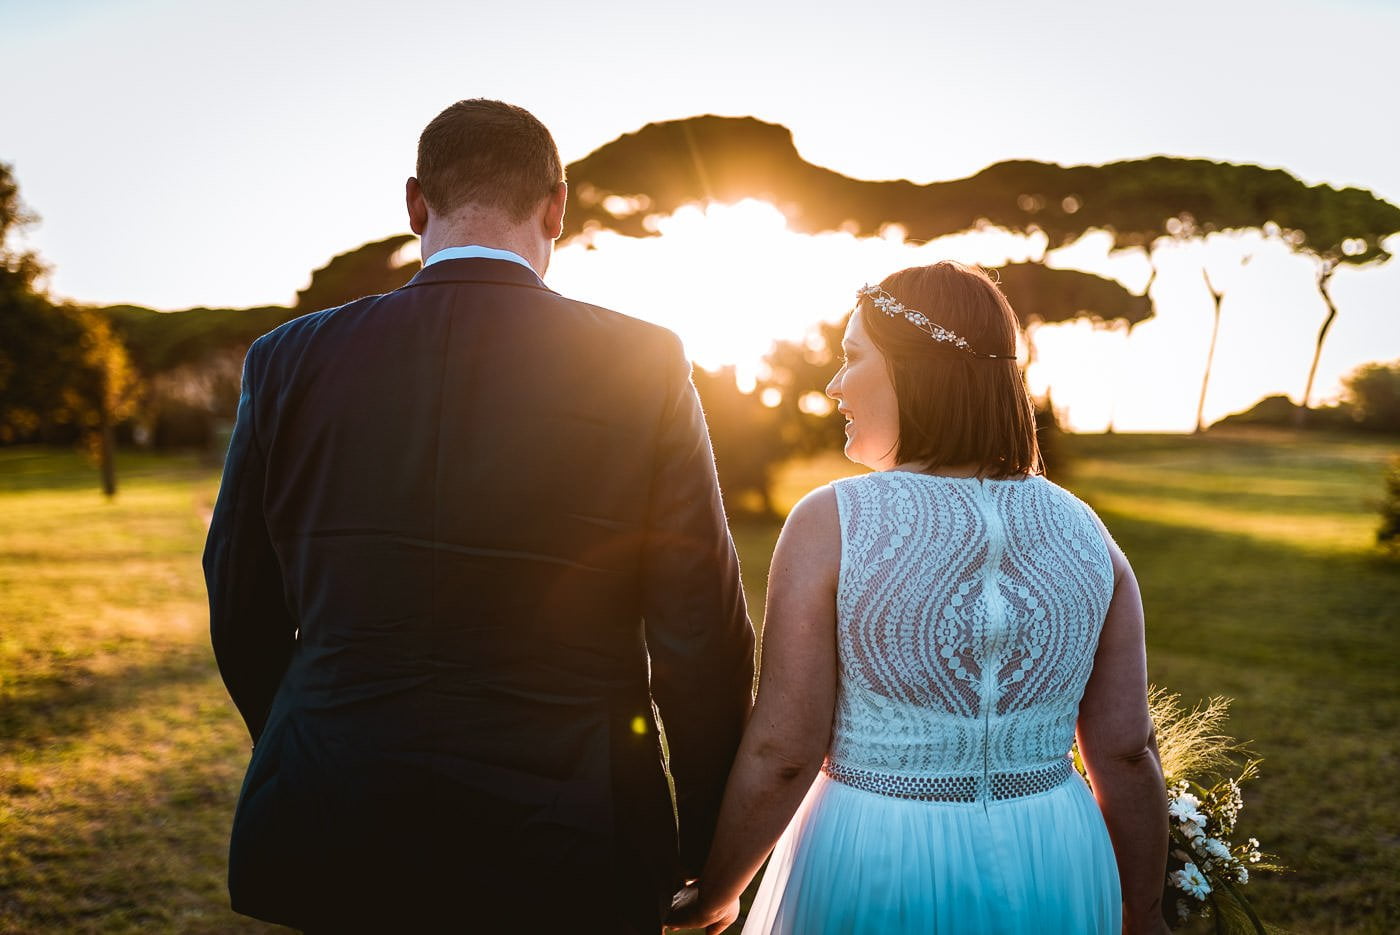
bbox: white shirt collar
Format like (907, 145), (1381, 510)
(423, 245), (539, 278)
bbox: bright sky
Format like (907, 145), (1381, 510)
(7, 0), (1399, 431)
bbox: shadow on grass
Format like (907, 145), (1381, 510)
(1079, 473), (1372, 515)
(1095, 505), (1400, 693)
(0, 650), (221, 746)
(0, 692), (286, 935)
(0, 446), (214, 494)
(0, 548), (200, 565)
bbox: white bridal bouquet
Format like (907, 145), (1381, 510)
(1149, 689), (1282, 932)
(1079, 688), (1282, 933)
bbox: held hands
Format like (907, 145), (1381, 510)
(664, 884), (740, 935)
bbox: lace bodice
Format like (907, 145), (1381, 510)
(826, 471), (1113, 803)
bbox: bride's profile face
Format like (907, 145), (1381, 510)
(826, 309), (900, 471)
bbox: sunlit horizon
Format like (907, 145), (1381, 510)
(29, 192), (1393, 435)
(546, 199), (1399, 434)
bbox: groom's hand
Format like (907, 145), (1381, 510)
(664, 884), (739, 934)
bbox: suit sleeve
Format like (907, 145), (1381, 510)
(641, 339), (756, 878)
(203, 341), (297, 742)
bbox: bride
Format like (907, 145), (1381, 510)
(668, 262), (1169, 934)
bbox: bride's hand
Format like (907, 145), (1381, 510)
(664, 883), (741, 934)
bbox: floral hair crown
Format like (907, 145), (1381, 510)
(856, 284), (1016, 360)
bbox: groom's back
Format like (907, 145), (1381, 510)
(214, 257), (750, 931)
(257, 259), (674, 701)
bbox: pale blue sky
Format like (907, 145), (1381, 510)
(5, 0), (1399, 429)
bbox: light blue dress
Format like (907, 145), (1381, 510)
(743, 472), (1122, 934)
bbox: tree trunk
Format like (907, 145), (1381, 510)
(1107, 250), (1157, 435)
(1296, 263), (1339, 428)
(1195, 270), (1225, 434)
(99, 409), (117, 497)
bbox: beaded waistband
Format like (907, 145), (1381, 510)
(823, 756), (1075, 803)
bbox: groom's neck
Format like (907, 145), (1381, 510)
(420, 205), (549, 277)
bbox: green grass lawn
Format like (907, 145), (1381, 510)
(0, 448), (281, 933)
(1, 432), (1396, 933)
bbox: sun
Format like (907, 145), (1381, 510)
(552, 198), (855, 391)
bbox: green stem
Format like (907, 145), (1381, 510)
(1209, 870), (1267, 935)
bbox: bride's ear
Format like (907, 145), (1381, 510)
(406, 177), (429, 236)
(542, 181), (567, 241)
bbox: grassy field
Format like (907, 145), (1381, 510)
(1058, 430), (1400, 933)
(0, 432), (1396, 933)
(0, 449), (276, 933)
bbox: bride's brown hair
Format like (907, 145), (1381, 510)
(858, 261), (1042, 478)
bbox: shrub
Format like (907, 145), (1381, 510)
(1378, 456), (1400, 551)
(1344, 360), (1400, 433)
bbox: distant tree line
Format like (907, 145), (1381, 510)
(1214, 360), (1400, 435)
(0, 163), (424, 492)
(565, 116), (1400, 431)
(4, 116), (1399, 499)
(0, 164), (140, 494)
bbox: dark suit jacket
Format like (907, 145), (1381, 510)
(203, 257), (754, 933)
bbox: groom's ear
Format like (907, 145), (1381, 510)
(406, 177), (429, 236)
(542, 181), (567, 241)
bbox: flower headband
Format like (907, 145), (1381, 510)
(856, 284), (1016, 360)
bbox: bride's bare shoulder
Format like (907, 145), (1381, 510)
(782, 485), (840, 535)
(771, 486), (841, 583)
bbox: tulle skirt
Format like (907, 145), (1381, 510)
(742, 770), (1121, 934)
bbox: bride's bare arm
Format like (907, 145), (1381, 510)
(668, 487), (841, 932)
(1076, 533), (1170, 935)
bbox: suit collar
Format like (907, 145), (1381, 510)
(402, 257), (554, 293)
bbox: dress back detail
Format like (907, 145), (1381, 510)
(826, 472), (1113, 804)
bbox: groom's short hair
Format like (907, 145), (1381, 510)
(416, 99), (564, 221)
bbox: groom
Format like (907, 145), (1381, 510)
(204, 99), (754, 933)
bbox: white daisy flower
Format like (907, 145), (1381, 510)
(1169, 792), (1207, 826)
(1171, 862), (1212, 900)
(1201, 837), (1232, 861)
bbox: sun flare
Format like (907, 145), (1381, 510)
(547, 199), (1386, 434)
(551, 198), (1049, 395)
